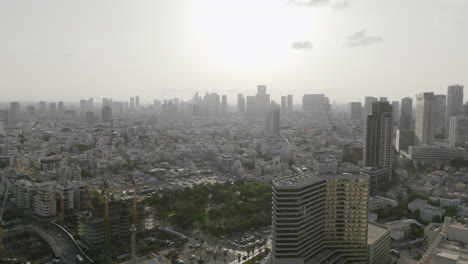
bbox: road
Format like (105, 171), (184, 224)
(35, 223), (92, 264)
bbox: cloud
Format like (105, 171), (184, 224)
(433, 14), (463, 26)
(292, 41), (314, 50)
(63, 45), (85, 58)
(343, 30), (383, 47)
(288, 0), (329, 7)
(332, 1), (350, 10)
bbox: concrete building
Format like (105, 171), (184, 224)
(396, 129), (415, 152)
(446, 85), (464, 136)
(401, 145), (468, 165)
(364, 96), (378, 116)
(39, 101), (47, 113)
(265, 108), (280, 137)
(287, 95), (293, 117)
(102, 105), (112, 122)
(13, 179), (32, 209)
(34, 182), (57, 218)
(302, 94), (330, 117)
(350, 102), (362, 120)
(221, 95), (227, 115)
(408, 199), (443, 222)
(255, 85), (271, 116)
(434, 95), (447, 138)
(449, 116), (468, 148)
(365, 101), (393, 180)
(237, 94), (245, 114)
(280, 96), (287, 116)
(415, 92), (436, 145)
(367, 223), (391, 264)
(58, 165), (82, 185)
(392, 100), (400, 121)
(271, 172), (370, 264)
(361, 167), (389, 195)
(246, 96), (255, 115)
(70, 181), (88, 211)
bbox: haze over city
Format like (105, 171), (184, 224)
(1, 0), (468, 103)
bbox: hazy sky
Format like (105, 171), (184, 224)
(1, 0), (467, 104)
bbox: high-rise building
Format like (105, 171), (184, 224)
(102, 106), (112, 122)
(446, 85), (464, 136)
(34, 182), (57, 217)
(396, 129), (415, 152)
(434, 94), (447, 138)
(462, 103), (468, 117)
(221, 95), (227, 115)
(365, 101), (394, 180)
(449, 116), (468, 148)
(39, 101), (47, 113)
(302, 94), (330, 116)
(86, 97), (94, 111)
(379, 97), (388, 102)
(10, 101), (20, 124)
(135, 96), (140, 111)
(350, 102), (362, 120)
(400, 97), (413, 130)
(79, 100), (86, 113)
(48, 102), (57, 114)
(237, 94), (245, 114)
(246, 96), (255, 115)
(271, 172), (371, 264)
(26, 105), (36, 116)
(287, 95), (293, 117)
(265, 108), (280, 137)
(58, 101), (64, 115)
(415, 92), (436, 145)
(391, 101), (400, 121)
(364, 96), (378, 116)
(280, 96), (287, 116)
(130, 97), (135, 112)
(255, 85), (270, 116)
(13, 179), (31, 209)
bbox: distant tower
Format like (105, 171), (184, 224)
(135, 96), (140, 111)
(434, 95), (446, 138)
(58, 101), (64, 115)
(349, 102), (362, 120)
(400, 97), (413, 130)
(221, 95), (227, 115)
(280, 96), (287, 116)
(449, 116), (468, 148)
(39, 101), (47, 113)
(364, 96), (378, 116)
(391, 101), (400, 121)
(287, 95), (293, 117)
(446, 85), (464, 135)
(237, 94), (245, 114)
(130, 97), (135, 112)
(365, 101), (393, 179)
(246, 96), (255, 115)
(102, 106), (112, 122)
(415, 92), (436, 145)
(265, 108), (280, 137)
(48, 102), (57, 114)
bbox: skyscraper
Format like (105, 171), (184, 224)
(237, 94), (245, 114)
(302, 94), (330, 116)
(434, 94), (446, 138)
(135, 96), (140, 111)
(280, 96), (287, 116)
(449, 116), (468, 148)
(365, 101), (394, 179)
(400, 97), (413, 130)
(391, 101), (400, 121)
(446, 85), (464, 135)
(287, 94), (293, 117)
(255, 85), (270, 116)
(130, 97), (135, 112)
(221, 95), (227, 115)
(102, 106), (112, 122)
(246, 96), (255, 115)
(48, 102), (57, 114)
(271, 172), (370, 264)
(350, 102), (362, 120)
(265, 108), (280, 137)
(79, 100), (86, 113)
(364, 96), (378, 116)
(39, 101), (47, 113)
(58, 101), (64, 115)
(415, 92), (436, 145)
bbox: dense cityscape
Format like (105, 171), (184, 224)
(1, 84), (468, 264)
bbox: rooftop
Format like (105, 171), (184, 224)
(368, 222), (390, 245)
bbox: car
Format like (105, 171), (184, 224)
(242, 256), (247, 260)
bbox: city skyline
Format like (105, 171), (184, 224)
(1, 0), (468, 102)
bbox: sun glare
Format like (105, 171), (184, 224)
(191, 0), (315, 68)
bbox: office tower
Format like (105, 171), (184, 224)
(48, 102), (57, 114)
(449, 116), (468, 147)
(400, 97), (413, 129)
(302, 94), (330, 116)
(391, 101), (400, 121)
(364, 96), (378, 115)
(102, 106), (112, 122)
(86, 97), (94, 111)
(350, 102), (362, 120)
(237, 94), (245, 114)
(255, 85), (270, 116)
(221, 95), (227, 115)
(280, 96), (287, 116)
(365, 101), (393, 180)
(0, 120), (4, 135)
(379, 97), (388, 102)
(462, 103), (468, 117)
(396, 129), (415, 152)
(287, 95), (293, 117)
(446, 85), (464, 135)
(130, 97), (135, 112)
(9, 101), (20, 124)
(124, 102), (129, 113)
(153, 100), (162, 113)
(135, 96), (140, 111)
(13, 180), (32, 209)
(85, 111), (95, 123)
(58, 101), (64, 115)
(415, 92), (436, 145)
(271, 172), (370, 264)
(39, 101), (47, 113)
(434, 94), (447, 138)
(246, 96), (255, 115)
(265, 108), (280, 137)
(79, 100), (86, 113)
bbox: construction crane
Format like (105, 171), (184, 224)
(0, 182), (10, 255)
